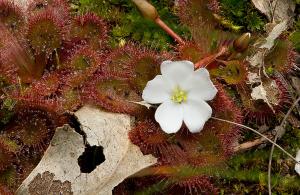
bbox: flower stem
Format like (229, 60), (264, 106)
(194, 46), (227, 68)
(132, 0), (185, 45)
(155, 18), (185, 45)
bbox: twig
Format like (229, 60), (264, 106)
(234, 134), (273, 152)
(267, 96), (300, 195)
(271, 0), (279, 23)
(54, 49), (60, 69)
(211, 117), (299, 163)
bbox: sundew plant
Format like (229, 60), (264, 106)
(0, 0), (299, 194)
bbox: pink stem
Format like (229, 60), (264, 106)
(194, 46), (228, 69)
(155, 17), (185, 45)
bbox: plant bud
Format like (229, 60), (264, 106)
(233, 33), (251, 53)
(132, 0), (158, 21)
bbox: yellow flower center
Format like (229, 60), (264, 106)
(171, 86), (187, 104)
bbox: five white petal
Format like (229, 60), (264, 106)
(142, 60), (218, 134)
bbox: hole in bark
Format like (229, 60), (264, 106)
(78, 145), (105, 173)
(68, 114), (87, 145)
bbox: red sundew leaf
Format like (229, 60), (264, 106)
(0, 23), (36, 83)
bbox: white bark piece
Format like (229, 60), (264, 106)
(74, 106), (157, 194)
(17, 106), (157, 195)
(250, 77), (282, 112)
(16, 125), (84, 195)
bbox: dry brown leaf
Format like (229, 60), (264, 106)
(250, 79), (282, 112)
(15, 0), (32, 10)
(247, 72), (261, 84)
(259, 20), (288, 50)
(251, 0), (271, 19)
(17, 106), (157, 195)
(247, 20), (288, 69)
(251, 0), (295, 22)
(250, 84), (275, 111)
(245, 19), (289, 110)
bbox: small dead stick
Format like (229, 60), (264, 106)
(233, 121), (297, 152)
(234, 133), (273, 152)
(132, 0), (185, 45)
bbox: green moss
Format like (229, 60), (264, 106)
(219, 0), (266, 32)
(289, 31), (300, 52)
(0, 135), (20, 154)
(134, 163), (300, 194)
(0, 166), (17, 188)
(217, 170), (300, 193)
(289, 17), (300, 52)
(72, 0), (190, 50)
(0, 98), (15, 128)
(220, 125), (300, 193)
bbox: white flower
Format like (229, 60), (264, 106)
(142, 60), (218, 134)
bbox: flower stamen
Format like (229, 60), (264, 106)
(171, 86), (187, 104)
